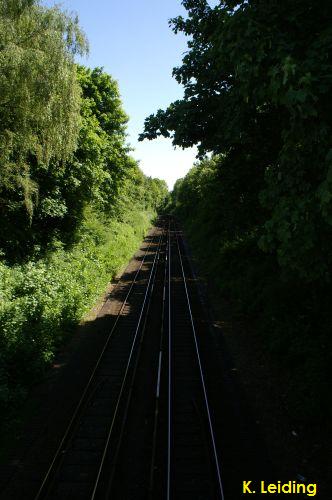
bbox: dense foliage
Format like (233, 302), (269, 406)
(0, 210), (153, 420)
(0, 0), (87, 244)
(0, 1), (167, 426)
(142, 0), (331, 424)
(141, 0), (332, 281)
(171, 158), (330, 423)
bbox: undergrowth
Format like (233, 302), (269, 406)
(0, 208), (154, 426)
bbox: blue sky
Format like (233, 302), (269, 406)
(42, 0), (208, 188)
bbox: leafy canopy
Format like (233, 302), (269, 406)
(0, 0), (87, 220)
(140, 0), (332, 281)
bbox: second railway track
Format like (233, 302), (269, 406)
(148, 221), (224, 500)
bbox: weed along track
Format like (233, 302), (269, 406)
(2, 218), (226, 500)
(31, 224), (164, 500)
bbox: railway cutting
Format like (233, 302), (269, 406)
(1, 217), (272, 500)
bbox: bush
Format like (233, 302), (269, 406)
(0, 208), (153, 420)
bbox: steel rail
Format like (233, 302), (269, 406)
(98, 229), (166, 499)
(149, 225), (169, 498)
(33, 229), (159, 500)
(90, 232), (163, 500)
(175, 227), (225, 500)
(167, 223), (172, 500)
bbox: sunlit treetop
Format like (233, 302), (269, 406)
(0, 0), (87, 215)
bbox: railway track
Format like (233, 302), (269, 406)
(148, 221), (224, 500)
(27, 224), (163, 500)
(12, 217), (224, 500)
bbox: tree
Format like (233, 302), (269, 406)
(140, 0), (332, 281)
(31, 66), (131, 238)
(0, 0), (87, 251)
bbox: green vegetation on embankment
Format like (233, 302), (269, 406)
(140, 0), (332, 430)
(0, 210), (151, 415)
(0, 1), (167, 426)
(169, 158), (330, 426)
